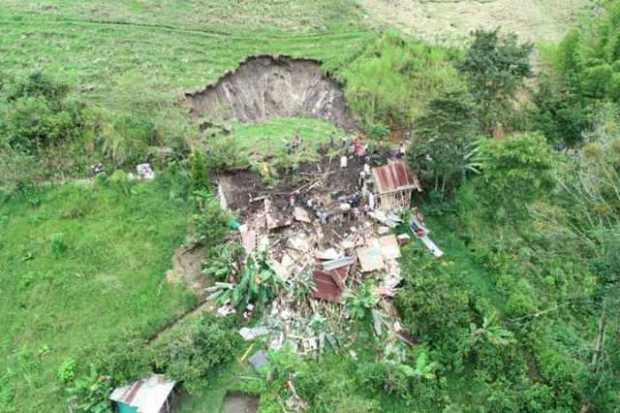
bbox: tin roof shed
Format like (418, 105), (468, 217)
(371, 160), (421, 195)
(110, 375), (176, 413)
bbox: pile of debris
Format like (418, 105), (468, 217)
(214, 140), (442, 354)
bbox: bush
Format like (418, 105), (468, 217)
(408, 89), (481, 195)
(101, 115), (159, 166)
(477, 133), (555, 219)
(192, 190), (230, 247)
(50, 233), (68, 258)
(0, 73), (86, 153)
(364, 122), (390, 141)
(0, 146), (45, 191)
(151, 314), (240, 387)
(203, 134), (249, 172)
(64, 365), (113, 413)
(341, 31), (464, 130)
(189, 150), (210, 190)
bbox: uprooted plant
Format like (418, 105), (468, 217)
(202, 241), (244, 282)
(207, 251), (285, 313)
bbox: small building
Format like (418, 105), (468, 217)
(370, 160), (421, 210)
(110, 375), (177, 413)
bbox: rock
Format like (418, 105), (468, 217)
(315, 248), (341, 261)
(136, 163), (155, 180)
(287, 234), (311, 252)
(293, 206), (312, 223)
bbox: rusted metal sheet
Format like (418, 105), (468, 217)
(371, 160), (421, 195)
(110, 375), (176, 413)
(312, 265), (350, 302)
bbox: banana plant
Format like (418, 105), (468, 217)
(207, 251), (284, 313)
(469, 312), (515, 347)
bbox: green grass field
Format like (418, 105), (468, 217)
(0, 178), (194, 411)
(0, 2), (373, 144)
(0, 3), (371, 411)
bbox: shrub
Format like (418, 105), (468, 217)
(2, 96), (84, 152)
(477, 133), (555, 219)
(50, 233), (68, 258)
(189, 150), (210, 190)
(0, 146), (45, 191)
(101, 115), (159, 166)
(64, 365), (113, 413)
(341, 31), (464, 130)
(364, 122), (390, 141)
(7, 71), (69, 103)
(151, 314), (240, 387)
(192, 190), (230, 247)
(408, 89), (481, 195)
(1, 73), (86, 153)
(210, 135), (249, 170)
(210, 251), (284, 313)
(57, 358), (77, 384)
(202, 242), (243, 282)
(108, 170), (133, 196)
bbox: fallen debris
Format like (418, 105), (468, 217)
(410, 215), (444, 258)
(293, 206), (312, 223)
(239, 326), (270, 341)
(357, 245), (384, 273)
(208, 148), (443, 356)
(110, 374), (176, 413)
(136, 163), (155, 180)
(248, 350), (269, 370)
(315, 248), (341, 261)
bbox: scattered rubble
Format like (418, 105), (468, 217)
(136, 163), (155, 180)
(210, 139), (442, 356)
(248, 350), (269, 370)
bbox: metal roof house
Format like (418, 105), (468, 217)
(370, 160), (421, 210)
(110, 375), (177, 413)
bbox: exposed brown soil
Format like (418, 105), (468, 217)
(185, 55), (355, 130)
(222, 392), (259, 413)
(165, 244), (211, 296)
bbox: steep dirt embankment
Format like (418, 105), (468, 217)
(185, 55), (355, 130)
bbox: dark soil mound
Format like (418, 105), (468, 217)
(185, 55), (355, 130)
(222, 392), (259, 413)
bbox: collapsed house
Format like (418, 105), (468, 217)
(213, 143), (440, 353)
(110, 375), (177, 413)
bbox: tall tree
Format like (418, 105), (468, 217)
(407, 90), (480, 196)
(458, 29), (533, 135)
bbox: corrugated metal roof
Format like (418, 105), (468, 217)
(312, 265), (350, 302)
(371, 160), (421, 195)
(110, 375), (175, 413)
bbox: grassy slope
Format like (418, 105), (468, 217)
(0, 2), (369, 411)
(0, 2), (373, 141)
(356, 0), (590, 44)
(0, 180), (194, 411)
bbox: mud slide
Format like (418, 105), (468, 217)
(185, 55), (355, 130)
